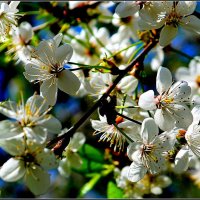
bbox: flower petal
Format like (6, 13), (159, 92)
(156, 66), (172, 94)
(154, 109), (174, 131)
(176, 1), (196, 16)
(138, 90), (156, 110)
(68, 132), (86, 151)
(24, 166), (50, 196)
(19, 22), (33, 43)
(23, 126), (47, 144)
(118, 75), (138, 96)
(128, 160), (147, 182)
(140, 118), (159, 143)
(58, 158), (70, 178)
(174, 148), (189, 173)
(0, 158), (25, 182)
(159, 25), (178, 47)
(57, 70), (80, 95)
(26, 95), (49, 116)
(115, 2), (140, 18)
(40, 78), (58, 106)
(0, 120), (22, 139)
(39, 115), (62, 134)
(168, 81), (191, 100)
(36, 148), (58, 170)
(55, 44), (73, 63)
(0, 101), (18, 119)
(181, 15), (200, 35)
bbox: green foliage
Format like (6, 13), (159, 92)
(107, 181), (123, 198)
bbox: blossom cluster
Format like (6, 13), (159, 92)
(0, 1), (200, 198)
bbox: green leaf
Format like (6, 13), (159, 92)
(79, 144), (104, 163)
(79, 173), (101, 197)
(73, 157), (104, 174)
(107, 181), (124, 198)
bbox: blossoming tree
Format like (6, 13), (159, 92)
(1, 1), (200, 198)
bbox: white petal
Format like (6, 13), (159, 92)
(174, 148), (189, 173)
(0, 120), (22, 139)
(180, 15), (200, 34)
(36, 148), (58, 170)
(0, 101), (18, 119)
(115, 2), (140, 18)
(58, 158), (70, 178)
(26, 95), (49, 116)
(68, 132), (86, 151)
(156, 66), (172, 94)
(140, 118), (159, 143)
(176, 1), (196, 16)
(0, 136), (25, 156)
(23, 126), (47, 144)
(24, 63), (47, 82)
(0, 158), (25, 182)
(24, 166), (50, 196)
(19, 22), (33, 43)
(9, 1), (20, 10)
(55, 44), (73, 63)
(40, 78), (58, 106)
(159, 25), (178, 47)
(39, 116), (62, 134)
(154, 109), (174, 131)
(168, 81), (191, 100)
(53, 33), (63, 47)
(58, 70), (80, 95)
(128, 161), (147, 182)
(138, 90), (156, 110)
(118, 75), (138, 96)
(171, 104), (193, 129)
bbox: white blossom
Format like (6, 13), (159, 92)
(0, 139), (58, 195)
(24, 33), (80, 106)
(138, 1), (200, 46)
(0, 1), (20, 39)
(7, 21), (34, 63)
(58, 132), (85, 177)
(139, 66), (193, 131)
(127, 118), (175, 182)
(176, 56), (200, 95)
(91, 114), (138, 152)
(0, 94), (62, 144)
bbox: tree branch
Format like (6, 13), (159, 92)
(48, 39), (158, 156)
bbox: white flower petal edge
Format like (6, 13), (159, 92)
(0, 158), (25, 182)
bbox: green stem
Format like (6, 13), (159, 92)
(107, 41), (143, 60)
(128, 44), (144, 64)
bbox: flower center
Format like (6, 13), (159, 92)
(165, 10), (181, 27)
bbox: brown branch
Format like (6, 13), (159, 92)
(48, 39), (158, 157)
